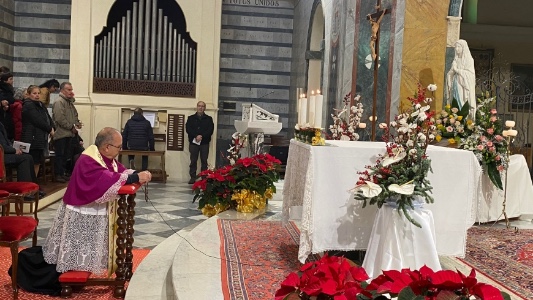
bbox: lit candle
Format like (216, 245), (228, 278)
(298, 94), (308, 125)
(508, 129), (518, 137)
(505, 120), (515, 128)
(315, 90), (324, 128)
(308, 90), (316, 127)
(359, 122), (367, 129)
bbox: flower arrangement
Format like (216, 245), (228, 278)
(353, 84), (435, 227)
(434, 99), (472, 145)
(459, 95), (509, 189)
(275, 254), (511, 300)
(226, 132), (248, 165)
(328, 93), (364, 141)
(192, 153), (281, 216)
(295, 125), (325, 146)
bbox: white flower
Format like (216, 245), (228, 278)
(356, 181), (383, 198)
(427, 84), (437, 92)
(388, 183), (415, 195)
(295, 124), (300, 130)
(451, 107), (459, 114)
(340, 135), (350, 141)
(382, 147), (406, 167)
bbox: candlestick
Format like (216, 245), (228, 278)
(308, 90), (316, 127)
(315, 90), (324, 128)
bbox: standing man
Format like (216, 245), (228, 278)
(52, 82), (81, 183)
(122, 107), (154, 170)
(185, 101), (214, 184)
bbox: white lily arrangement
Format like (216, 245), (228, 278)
(353, 84), (435, 227)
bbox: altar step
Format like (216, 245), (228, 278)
(125, 182), (284, 300)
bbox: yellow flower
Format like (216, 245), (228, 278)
(448, 138), (456, 144)
(436, 124), (444, 130)
(445, 104), (451, 109)
(467, 119), (473, 125)
(435, 135), (442, 142)
(457, 116), (463, 121)
(201, 203), (230, 217)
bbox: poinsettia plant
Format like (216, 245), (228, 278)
(353, 84), (436, 227)
(192, 153), (281, 216)
(275, 254), (511, 300)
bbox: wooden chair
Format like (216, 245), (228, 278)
(59, 183), (141, 298)
(0, 146), (40, 244)
(0, 189), (39, 299)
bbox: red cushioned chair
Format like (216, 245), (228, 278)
(0, 146), (40, 239)
(0, 188), (38, 299)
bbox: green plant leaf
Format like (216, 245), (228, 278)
(487, 162), (503, 190)
(397, 287), (425, 300)
(459, 100), (470, 117)
(434, 290), (462, 300)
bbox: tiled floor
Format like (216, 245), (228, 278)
(23, 181), (208, 249)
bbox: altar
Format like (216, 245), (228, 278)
(282, 140), (482, 263)
(476, 154), (533, 223)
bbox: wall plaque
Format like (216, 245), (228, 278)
(166, 114), (185, 151)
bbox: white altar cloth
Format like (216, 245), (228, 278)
(362, 205), (441, 278)
(476, 154), (533, 222)
(282, 140), (481, 263)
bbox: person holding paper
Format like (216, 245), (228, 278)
(52, 82), (81, 182)
(122, 107), (155, 171)
(0, 122), (45, 198)
(185, 101), (214, 184)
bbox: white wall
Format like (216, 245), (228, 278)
(70, 0), (222, 181)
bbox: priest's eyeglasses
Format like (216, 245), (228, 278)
(108, 144), (122, 150)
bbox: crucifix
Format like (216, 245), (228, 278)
(367, 1), (390, 141)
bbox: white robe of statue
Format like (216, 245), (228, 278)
(446, 39), (477, 119)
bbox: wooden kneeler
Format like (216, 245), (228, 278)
(58, 183), (141, 298)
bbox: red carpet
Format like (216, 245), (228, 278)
(459, 227), (533, 300)
(0, 247), (150, 299)
(218, 220), (317, 300)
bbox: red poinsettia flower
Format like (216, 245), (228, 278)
(192, 179), (207, 191)
(274, 272), (300, 300)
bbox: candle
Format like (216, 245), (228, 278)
(508, 129), (518, 137)
(359, 122), (367, 129)
(314, 90), (324, 128)
(502, 130), (509, 137)
(308, 90), (316, 127)
(378, 123), (387, 129)
(298, 94), (308, 125)
(505, 120), (515, 128)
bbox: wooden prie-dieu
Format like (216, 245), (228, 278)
(58, 183), (141, 298)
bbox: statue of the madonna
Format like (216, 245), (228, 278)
(446, 39), (477, 119)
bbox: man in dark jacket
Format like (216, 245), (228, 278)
(185, 101), (214, 184)
(122, 107), (154, 171)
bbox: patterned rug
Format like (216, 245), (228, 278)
(458, 227), (533, 299)
(218, 219), (311, 300)
(0, 247), (150, 300)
